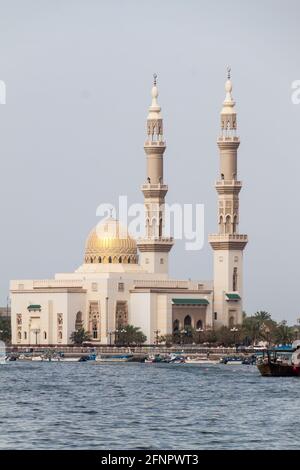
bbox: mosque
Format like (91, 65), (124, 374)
(10, 72), (248, 346)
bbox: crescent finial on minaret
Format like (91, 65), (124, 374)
(153, 73), (157, 86)
(227, 66), (231, 80)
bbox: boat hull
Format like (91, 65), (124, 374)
(257, 363), (300, 377)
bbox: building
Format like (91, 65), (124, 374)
(0, 307), (10, 319)
(10, 72), (248, 346)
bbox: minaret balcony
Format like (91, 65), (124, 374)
(144, 141), (166, 147)
(141, 183), (168, 198)
(208, 233), (248, 250)
(218, 136), (240, 142)
(137, 237), (174, 253)
(215, 180), (242, 194)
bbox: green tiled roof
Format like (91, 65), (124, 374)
(27, 304), (42, 311)
(225, 293), (241, 301)
(172, 298), (209, 306)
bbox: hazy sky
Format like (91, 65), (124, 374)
(0, 0), (299, 322)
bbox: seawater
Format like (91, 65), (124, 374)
(0, 362), (299, 450)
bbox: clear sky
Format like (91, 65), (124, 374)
(0, 0), (299, 323)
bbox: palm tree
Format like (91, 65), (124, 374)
(274, 321), (294, 345)
(0, 318), (11, 343)
(254, 311), (272, 322)
(70, 328), (91, 345)
(116, 325), (146, 346)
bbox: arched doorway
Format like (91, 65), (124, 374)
(173, 319), (179, 333)
(184, 315), (192, 328)
(196, 319), (203, 330)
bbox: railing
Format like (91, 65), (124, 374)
(218, 136), (239, 142)
(208, 234), (248, 241)
(133, 279), (189, 289)
(7, 345), (252, 356)
(33, 279), (83, 288)
(144, 141), (165, 146)
(136, 236), (174, 242)
(215, 180), (242, 186)
(141, 183), (168, 190)
(133, 279), (210, 290)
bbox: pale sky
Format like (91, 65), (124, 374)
(0, 0), (299, 323)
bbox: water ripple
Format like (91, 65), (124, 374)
(0, 362), (300, 449)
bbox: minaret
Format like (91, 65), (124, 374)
(208, 68), (248, 327)
(137, 75), (173, 274)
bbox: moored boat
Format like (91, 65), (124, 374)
(257, 342), (300, 377)
(96, 354), (133, 363)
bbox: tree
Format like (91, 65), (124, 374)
(274, 321), (294, 345)
(0, 317), (11, 344)
(70, 328), (91, 345)
(116, 325), (146, 346)
(254, 311), (272, 322)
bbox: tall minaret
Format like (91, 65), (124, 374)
(137, 75), (173, 274)
(208, 69), (248, 327)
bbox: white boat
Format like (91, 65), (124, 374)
(185, 358), (218, 364)
(31, 356), (44, 361)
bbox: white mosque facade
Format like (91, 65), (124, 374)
(10, 73), (248, 346)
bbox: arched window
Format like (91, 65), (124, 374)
(119, 256), (122, 263)
(152, 218), (157, 238)
(221, 173), (225, 180)
(108, 256), (112, 263)
(225, 215), (231, 234)
(173, 319), (179, 333)
(92, 322), (98, 339)
(17, 332), (21, 340)
(128, 257), (131, 264)
(44, 331), (47, 340)
(184, 315), (192, 327)
(233, 267), (238, 292)
(219, 215), (224, 234)
(159, 218), (163, 237)
(75, 311), (83, 330)
(233, 215), (237, 234)
(58, 331), (62, 340)
(196, 320), (203, 330)
(98, 256), (102, 263)
(24, 331), (27, 340)
(229, 316), (235, 328)
(90, 257), (94, 264)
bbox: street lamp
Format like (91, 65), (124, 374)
(196, 328), (204, 345)
(115, 328), (126, 346)
(153, 329), (161, 346)
(107, 330), (114, 346)
(230, 327), (238, 351)
(180, 329), (187, 346)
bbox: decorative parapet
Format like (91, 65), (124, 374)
(208, 233), (248, 250)
(33, 279), (83, 289)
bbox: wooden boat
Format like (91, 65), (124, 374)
(257, 345), (300, 377)
(257, 362), (300, 377)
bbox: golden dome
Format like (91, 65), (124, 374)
(84, 218), (138, 264)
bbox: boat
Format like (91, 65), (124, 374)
(96, 354), (133, 363)
(185, 357), (218, 364)
(257, 344), (300, 377)
(219, 355), (244, 365)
